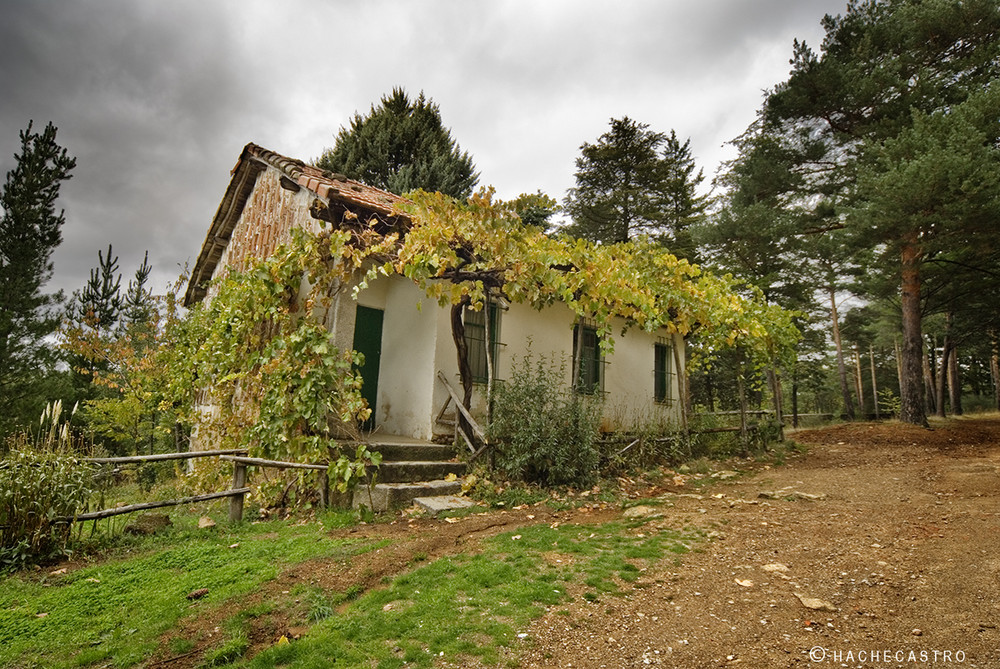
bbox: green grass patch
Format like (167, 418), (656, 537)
(248, 517), (702, 668)
(0, 518), (379, 668)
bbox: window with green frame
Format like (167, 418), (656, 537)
(463, 302), (501, 384)
(573, 321), (603, 394)
(654, 339), (673, 404)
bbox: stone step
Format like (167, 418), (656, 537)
(413, 495), (477, 516)
(366, 441), (458, 462)
(372, 460), (466, 484)
(352, 479), (463, 511)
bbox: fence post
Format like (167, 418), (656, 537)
(229, 462), (247, 523)
(318, 468), (330, 508)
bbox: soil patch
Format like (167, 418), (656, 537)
(519, 417), (1000, 668)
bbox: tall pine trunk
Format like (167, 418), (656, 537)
(829, 285), (855, 420)
(853, 345), (865, 417)
(935, 337), (951, 419)
(894, 338), (904, 402)
(899, 236), (927, 426)
(869, 345), (880, 420)
(791, 366), (800, 428)
(991, 330), (1000, 411)
(946, 312), (962, 416)
(924, 335), (938, 416)
(948, 346), (962, 415)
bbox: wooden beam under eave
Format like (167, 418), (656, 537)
(279, 176), (301, 192)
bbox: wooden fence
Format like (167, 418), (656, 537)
(56, 449), (336, 526)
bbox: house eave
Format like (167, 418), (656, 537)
(183, 143), (411, 307)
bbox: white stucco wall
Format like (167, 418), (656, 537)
(601, 324), (681, 430)
(428, 297), (684, 436)
(375, 280), (439, 440)
(332, 275), (686, 440)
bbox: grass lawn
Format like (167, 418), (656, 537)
(0, 509), (381, 668)
(0, 499), (704, 668)
(248, 512), (701, 669)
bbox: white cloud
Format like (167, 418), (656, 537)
(0, 0), (845, 296)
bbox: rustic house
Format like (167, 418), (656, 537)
(185, 143), (684, 457)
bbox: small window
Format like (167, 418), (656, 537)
(573, 321), (603, 394)
(654, 340), (673, 404)
(464, 302), (501, 384)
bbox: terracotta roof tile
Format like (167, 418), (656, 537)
(247, 143), (409, 218)
(184, 142), (412, 305)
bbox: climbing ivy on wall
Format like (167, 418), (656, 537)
(382, 189), (799, 372)
(163, 226), (375, 489)
(166, 187), (797, 489)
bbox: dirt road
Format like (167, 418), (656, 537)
(520, 418), (1000, 668)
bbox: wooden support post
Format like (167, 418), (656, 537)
(319, 468), (330, 509)
(229, 462), (247, 523)
(737, 366), (749, 455)
(672, 341), (688, 434)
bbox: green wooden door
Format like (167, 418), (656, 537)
(352, 306), (384, 431)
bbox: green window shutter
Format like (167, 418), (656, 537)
(463, 301), (500, 384)
(573, 322), (603, 394)
(654, 340), (672, 404)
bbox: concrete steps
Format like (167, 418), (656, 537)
(353, 479), (464, 511)
(375, 460), (467, 483)
(352, 436), (466, 511)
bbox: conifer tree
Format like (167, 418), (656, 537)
(316, 88), (479, 200)
(72, 244), (122, 333)
(564, 118), (705, 258)
(0, 121), (76, 433)
(725, 0), (1000, 425)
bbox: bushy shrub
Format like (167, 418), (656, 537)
(488, 350), (602, 487)
(0, 448), (94, 569)
(1, 403), (94, 570)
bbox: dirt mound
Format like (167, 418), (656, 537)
(792, 416), (1000, 450)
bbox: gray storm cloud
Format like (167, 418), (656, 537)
(0, 0), (846, 297)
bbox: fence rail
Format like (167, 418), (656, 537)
(82, 449), (248, 464)
(55, 488), (250, 524)
(65, 449), (335, 526)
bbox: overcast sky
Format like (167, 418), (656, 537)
(0, 0), (847, 299)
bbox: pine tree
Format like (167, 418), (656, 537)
(73, 244), (123, 333)
(122, 251), (153, 330)
(563, 118), (705, 258)
(316, 88), (479, 200)
(659, 131), (707, 261)
(749, 0), (1000, 425)
(0, 121), (76, 433)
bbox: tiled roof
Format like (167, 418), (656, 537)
(246, 143), (408, 218)
(184, 143), (410, 305)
